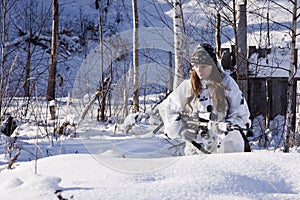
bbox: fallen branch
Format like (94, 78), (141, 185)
(7, 145), (22, 170)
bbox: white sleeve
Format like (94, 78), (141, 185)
(158, 80), (190, 139)
(224, 75), (251, 128)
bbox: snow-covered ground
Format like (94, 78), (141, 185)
(1, 146), (300, 200)
(1, 0), (300, 199)
(1, 114), (300, 200)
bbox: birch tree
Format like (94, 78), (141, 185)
(173, 0), (184, 89)
(284, 0), (298, 152)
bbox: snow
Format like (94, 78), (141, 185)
(248, 45), (300, 78)
(1, 149), (300, 200)
(1, 0), (300, 199)
(1, 114), (300, 200)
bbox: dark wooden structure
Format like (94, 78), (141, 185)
(221, 46), (298, 131)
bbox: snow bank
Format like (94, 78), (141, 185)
(0, 153), (299, 200)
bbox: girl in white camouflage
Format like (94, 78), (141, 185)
(158, 43), (251, 155)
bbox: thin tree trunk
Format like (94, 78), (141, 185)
(168, 51), (173, 94)
(173, 0), (184, 89)
(123, 59), (129, 117)
(23, 6), (32, 117)
(0, 0), (7, 118)
(132, 0), (139, 113)
(47, 0), (59, 120)
(267, 0), (270, 47)
(215, 11), (221, 59)
(237, 3), (248, 100)
(98, 12), (106, 121)
(24, 32), (31, 97)
(284, 0), (297, 153)
(233, 0), (239, 80)
(123, 88), (129, 117)
(24, 0), (33, 97)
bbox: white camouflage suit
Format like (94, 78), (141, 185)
(158, 67), (251, 155)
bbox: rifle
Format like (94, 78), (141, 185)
(179, 112), (210, 134)
(179, 106), (252, 153)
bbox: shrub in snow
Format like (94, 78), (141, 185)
(1, 114), (17, 137)
(251, 115), (293, 150)
(119, 113), (140, 133)
(55, 121), (77, 137)
(119, 112), (151, 134)
(268, 115), (285, 147)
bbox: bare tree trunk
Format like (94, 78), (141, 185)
(46, 0), (59, 120)
(98, 13), (104, 97)
(123, 88), (129, 117)
(168, 51), (173, 94)
(96, 1), (113, 121)
(123, 59), (129, 117)
(215, 11), (221, 59)
(237, 2), (248, 100)
(24, 0), (33, 97)
(24, 33), (31, 97)
(95, 0), (99, 9)
(23, 10), (32, 118)
(0, 0), (7, 117)
(98, 63), (112, 122)
(284, 0), (297, 153)
(98, 12), (105, 121)
(173, 0), (184, 89)
(266, 0), (270, 47)
(232, 0), (239, 78)
(132, 0), (139, 113)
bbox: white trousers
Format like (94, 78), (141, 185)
(184, 130), (244, 155)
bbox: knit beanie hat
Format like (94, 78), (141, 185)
(191, 43), (218, 66)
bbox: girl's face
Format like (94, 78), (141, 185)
(193, 64), (213, 80)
